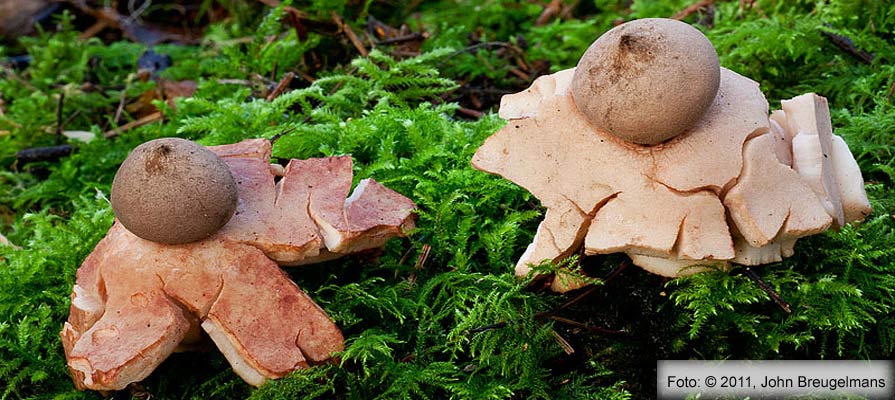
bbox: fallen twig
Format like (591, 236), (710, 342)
(266, 72), (295, 101)
(414, 244), (432, 270)
(742, 266), (792, 314)
(268, 126), (296, 145)
(821, 29), (875, 64)
(113, 82), (129, 124)
(552, 331), (575, 355)
(535, 0), (563, 26)
(377, 32), (426, 46)
(79, 20), (110, 40)
(16, 145), (74, 164)
(509, 67), (531, 81)
(457, 107), (484, 119)
(296, 69), (316, 83)
(104, 111), (163, 138)
(672, 0), (715, 20)
(559, 0), (580, 20)
(332, 12), (369, 57)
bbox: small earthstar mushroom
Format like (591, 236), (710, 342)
(473, 18), (872, 292)
(62, 139), (417, 390)
(111, 137), (238, 244)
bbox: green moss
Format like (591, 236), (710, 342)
(1, 1), (893, 398)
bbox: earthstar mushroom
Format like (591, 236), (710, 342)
(472, 18), (872, 292)
(62, 139), (416, 390)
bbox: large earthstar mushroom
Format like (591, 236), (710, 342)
(472, 18), (872, 292)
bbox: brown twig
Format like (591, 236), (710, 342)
(266, 72), (295, 101)
(251, 73), (277, 87)
(268, 126), (296, 145)
(672, 0), (715, 20)
(558, 286), (600, 311)
(535, 0), (563, 26)
(377, 32), (426, 46)
(742, 266), (791, 314)
(79, 20), (109, 40)
(508, 67), (531, 81)
(362, 31), (378, 54)
(296, 69), (316, 83)
(821, 29), (875, 64)
(468, 93), (483, 110)
(457, 107), (484, 119)
(552, 331), (575, 355)
(280, 5), (309, 41)
(113, 84), (129, 124)
(559, 0), (580, 20)
(332, 12), (369, 57)
(414, 244), (432, 270)
(104, 111), (163, 138)
(403, 243), (432, 285)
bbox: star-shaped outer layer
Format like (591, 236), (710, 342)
(472, 68), (864, 291)
(61, 139), (416, 391)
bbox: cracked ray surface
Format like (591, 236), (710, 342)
(473, 68), (870, 290)
(61, 139), (416, 391)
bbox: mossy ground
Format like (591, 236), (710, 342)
(1, 1), (894, 399)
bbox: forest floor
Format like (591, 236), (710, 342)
(1, 1), (894, 399)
